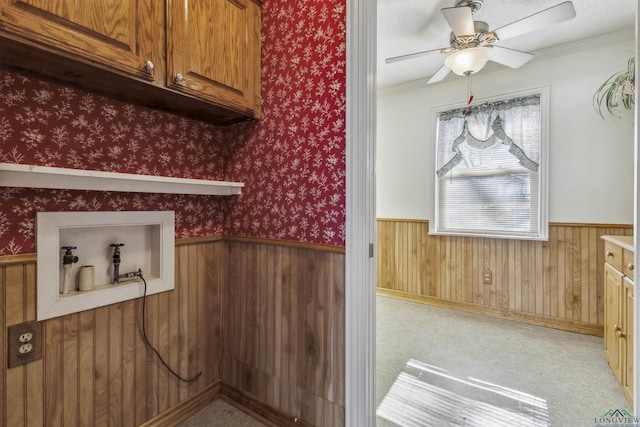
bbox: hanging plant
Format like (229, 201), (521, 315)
(593, 56), (635, 119)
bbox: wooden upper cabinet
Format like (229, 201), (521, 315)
(0, 0), (261, 123)
(0, 0), (156, 80)
(167, 0), (261, 118)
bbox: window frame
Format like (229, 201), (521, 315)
(430, 86), (549, 241)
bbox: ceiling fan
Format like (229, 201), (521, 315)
(385, 0), (577, 84)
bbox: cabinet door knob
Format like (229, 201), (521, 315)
(174, 73), (184, 83)
(144, 61), (155, 71)
(606, 251), (614, 257)
(614, 324), (621, 331)
(628, 263), (634, 271)
(617, 330), (626, 339)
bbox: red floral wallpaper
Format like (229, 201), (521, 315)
(224, 0), (346, 245)
(0, 188), (229, 255)
(0, 0), (347, 255)
(0, 72), (229, 177)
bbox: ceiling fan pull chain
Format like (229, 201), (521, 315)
(464, 71), (473, 116)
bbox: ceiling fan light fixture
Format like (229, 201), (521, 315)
(444, 46), (493, 76)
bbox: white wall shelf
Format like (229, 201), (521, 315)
(0, 163), (243, 195)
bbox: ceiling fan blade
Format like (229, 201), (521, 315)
(385, 47), (452, 64)
(490, 46), (535, 69)
(441, 6), (475, 37)
(426, 65), (451, 85)
(492, 1), (576, 41)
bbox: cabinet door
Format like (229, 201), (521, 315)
(0, 0), (155, 80)
(604, 263), (623, 382)
(167, 0), (261, 117)
(622, 277), (634, 403)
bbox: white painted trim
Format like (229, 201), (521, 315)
(346, 0), (376, 424)
(633, 0), (639, 414)
(0, 163), (243, 195)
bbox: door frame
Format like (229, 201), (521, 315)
(345, 0), (377, 425)
(346, 0), (640, 421)
(633, 0), (639, 414)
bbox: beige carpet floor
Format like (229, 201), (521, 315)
(376, 295), (631, 427)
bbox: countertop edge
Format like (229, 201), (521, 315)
(601, 235), (634, 252)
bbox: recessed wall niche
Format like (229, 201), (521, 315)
(36, 211), (175, 320)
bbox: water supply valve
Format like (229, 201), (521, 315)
(61, 246), (79, 265)
(110, 243), (125, 284)
(60, 246), (79, 294)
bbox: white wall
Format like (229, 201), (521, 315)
(377, 33), (635, 224)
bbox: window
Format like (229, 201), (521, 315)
(432, 90), (548, 240)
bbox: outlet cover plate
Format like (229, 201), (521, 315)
(8, 321), (42, 368)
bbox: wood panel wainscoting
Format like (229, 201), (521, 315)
(1, 239), (223, 427)
(222, 239), (346, 427)
(1, 237), (345, 427)
(377, 219), (633, 336)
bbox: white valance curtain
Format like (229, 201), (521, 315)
(434, 93), (543, 238)
(436, 94), (541, 178)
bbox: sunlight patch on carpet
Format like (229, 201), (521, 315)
(377, 359), (550, 426)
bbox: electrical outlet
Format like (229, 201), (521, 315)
(482, 269), (493, 285)
(19, 331), (33, 342)
(8, 321), (42, 368)
(19, 343), (33, 354)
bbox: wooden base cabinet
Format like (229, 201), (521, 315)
(604, 263), (623, 382)
(622, 277), (634, 402)
(602, 235), (634, 404)
(0, 0), (261, 124)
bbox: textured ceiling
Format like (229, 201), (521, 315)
(377, 0), (636, 88)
